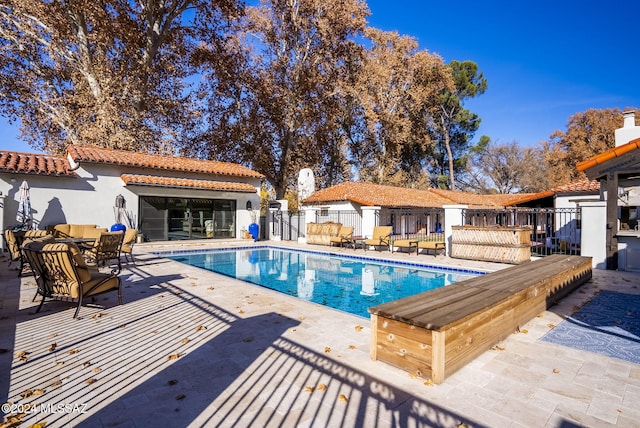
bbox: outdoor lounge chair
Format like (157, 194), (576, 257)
(84, 231), (124, 274)
(329, 226), (354, 248)
(4, 229), (25, 275)
(22, 235), (56, 302)
(417, 240), (445, 256)
(29, 242), (122, 318)
(364, 226), (393, 252)
(120, 228), (137, 263)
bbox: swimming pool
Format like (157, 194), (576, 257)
(164, 247), (483, 318)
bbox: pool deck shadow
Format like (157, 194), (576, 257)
(1, 241), (640, 427)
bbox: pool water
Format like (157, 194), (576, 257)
(166, 247), (481, 318)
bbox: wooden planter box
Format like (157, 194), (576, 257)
(451, 225), (532, 264)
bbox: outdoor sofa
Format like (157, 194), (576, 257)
(306, 222), (342, 246)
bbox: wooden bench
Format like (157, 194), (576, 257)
(368, 255), (592, 384)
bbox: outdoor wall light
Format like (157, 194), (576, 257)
(246, 201), (252, 211)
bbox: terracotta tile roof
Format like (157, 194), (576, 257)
(302, 182), (456, 208)
(576, 137), (640, 172)
(551, 178), (600, 193)
(430, 188), (539, 208)
(0, 150), (77, 177)
(67, 145), (264, 179)
(121, 174), (258, 193)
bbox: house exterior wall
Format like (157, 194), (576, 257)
(1, 161), (261, 239)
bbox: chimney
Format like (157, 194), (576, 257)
(615, 110), (640, 147)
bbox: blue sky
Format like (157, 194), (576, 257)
(2, 0), (638, 154)
(366, 0), (639, 147)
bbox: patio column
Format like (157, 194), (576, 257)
(361, 206), (381, 239)
(580, 201), (607, 269)
(443, 205), (467, 257)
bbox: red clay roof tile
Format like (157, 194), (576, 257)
(0, 151), (77, 176)
(303, 182), (455, 208)
(68, 145), (264, 179)
(577, 138), (640, 172)
(121, 174), (257, 193)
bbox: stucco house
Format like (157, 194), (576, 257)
(0, 145), (263, 242)
(577, 110), (640, 271)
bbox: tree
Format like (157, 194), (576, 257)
(0, 0), (241, 154)
(430, 60), (487, 190)
(195, 0), (369, 198)
(542, 108), (636, 187)
(461, 139), (550, 194)
(350, 28), (453, 186)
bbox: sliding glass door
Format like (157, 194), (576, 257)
(139, 197), (236, 241)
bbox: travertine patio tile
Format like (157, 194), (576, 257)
(585, 390), (623, 424)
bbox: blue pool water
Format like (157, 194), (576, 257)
(165, 247), (482, 318)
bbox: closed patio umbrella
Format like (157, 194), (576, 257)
(16, 180), (32, 229)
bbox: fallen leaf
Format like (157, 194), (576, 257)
(119, 324), (126, 329)
(316, 384), (326, 391)
(552, 369), (560, 374)
(242, 337), (254, 343)
(175, 394), (186, 400)
(338, 394), (348, 402)
(423, 379), (434, 386)
(49, 379), (62, 387)
(324, 346), (331, 353)
(48, 343), (57, 352)
(86, 378), (97, 384)
(304, 386), (314, 393)
(354, 325), (363, 332)
(29, 421), (47, 428)
(181, 338), (190, 344)
(520, 329), (529, 334)
(20, 389), (34, 398)
(83, 361), (91, 367)
(68, 349), (79, 355)
(168, 379), (178, 386)
(195, 325), (207, 331)
(491, 345), (505, 351)
(536, 314), (544, 318)
(32, 389), (45, 395)
(207, 286), (214, 291)
(92, 367), (101, 373)
(348, 345), (357, 350)
(238, 310), (245, 314)
(298, 316), (305, 321)
(168, 353), (184, 360)
(49, 333), (58, 338)
(547, 324), (556, 329)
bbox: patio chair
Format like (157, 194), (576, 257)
(364, 226), (393, 252)
(35, 242), (122, 318)
(120, 228), (137, 263)
(5, 229), (25, 276)
(22, 235), (56, 302)
(84, 231), (124, 274)
(329, 226), (354, 248)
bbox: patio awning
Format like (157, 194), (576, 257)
(120, 174), (257, 193)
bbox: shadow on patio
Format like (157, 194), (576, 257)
(2, 254), (486, 428)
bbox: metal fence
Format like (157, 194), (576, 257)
(379, 208), (445, 237)
(462, 207), (581, 256)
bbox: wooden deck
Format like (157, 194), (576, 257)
(368, 255), (593, 384)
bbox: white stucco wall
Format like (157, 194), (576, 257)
(1, 161), (261, 239)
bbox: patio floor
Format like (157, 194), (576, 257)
(1, 240), (639, 427)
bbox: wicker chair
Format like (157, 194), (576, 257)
(26, 242), (122, 318)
